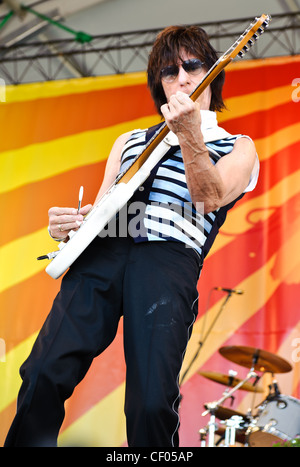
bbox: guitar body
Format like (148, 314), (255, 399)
(43, 14), (271, 279)
(46, 140), (171, 278)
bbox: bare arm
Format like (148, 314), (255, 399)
(161, 91), (257, 214)
(93, 131), (132, 204)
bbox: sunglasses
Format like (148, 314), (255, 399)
(160, 58), (205, 83)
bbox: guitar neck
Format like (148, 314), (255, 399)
(114, 14), (270, 185)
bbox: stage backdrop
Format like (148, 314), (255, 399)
(0, 55), (300, 447)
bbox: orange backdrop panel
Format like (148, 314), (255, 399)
(0, 56), (300, 447)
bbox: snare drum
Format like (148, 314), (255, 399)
(247, 395), (300, 447)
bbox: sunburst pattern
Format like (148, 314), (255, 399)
(1, 55), (300, 447)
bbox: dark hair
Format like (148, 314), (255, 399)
(147, 25), (226, 115)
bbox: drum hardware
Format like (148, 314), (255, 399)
(201, 367), (258, 446)
(205, 404), (250, 423)
(224, 415), (245, 447)
(246, 394), (300, 447)
(215, 422), (248, 446)
(266, 379), (282, 401)
(199, 415), (249, 447)
(207, 412), (218, 447)
(201, 368), (259, 417)
(198, 345), (294, 446)
(217, 345), (297, 446)
(198, 428), (208, 447)
(201, 404), (249, 447)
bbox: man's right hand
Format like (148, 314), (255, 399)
(48, 204), (92, 240)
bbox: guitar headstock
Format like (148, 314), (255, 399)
(223, 14), (271, 61)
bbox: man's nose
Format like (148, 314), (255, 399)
(177, 65), (191, 85)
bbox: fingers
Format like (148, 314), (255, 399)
(170, 91), (192, 108)
(78, 203), (93, 216)
(161, 92), (197, 118)
(161, 92), (200, 135)
(48, 203), (92, 239)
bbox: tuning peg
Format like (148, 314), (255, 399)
(262, 19), (271, 28)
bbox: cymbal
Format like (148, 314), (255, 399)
(203, 404), (248, 421)
(219, 346), (292, 374)
(198, 370), (263, 392)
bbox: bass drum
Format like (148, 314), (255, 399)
(247, 395), (300, 447)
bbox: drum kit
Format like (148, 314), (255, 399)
(198, 345), (300, 447)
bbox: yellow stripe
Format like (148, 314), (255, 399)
(5, 54), (300, 104)
(225, 54), (300, 72)
(278, 321), (300, 395)
(219, 84), (293, 123)
(58, 383), (126, 447)
(210, 168), (300, 255)
(237, 311), (300, 413)
(210, 124), (300, 253)
(254, 122), (300, 161)
(0, 333), (127, 448)
(1, 116), (298, 197)
(189, 226), (300, 384)
(1, 168), (300, 297)
(0, 227), (55, 294)
(2, 214), (299, 436)
(60, 248), (290, 445)
(4, 72), (148, 103)
(275, 320), (300, 395)
(0, 115), (161, 195)
(181, 253), (282, 381)
(0, 246), (293, 431)
(1, 86), (297, 196)
(6, 246), (293, 445)
(236, 320), (300, 416)
(0, 332), (38, 412)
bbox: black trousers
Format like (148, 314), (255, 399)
(4, 236), (201, 447)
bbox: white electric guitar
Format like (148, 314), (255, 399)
(40, 14), (271, 279)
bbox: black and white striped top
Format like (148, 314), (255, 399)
(118, 124), (257, 260)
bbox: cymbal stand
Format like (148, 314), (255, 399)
(199, 428), (207, 447)
(224, 415), (244, 447)
(207, 411), (217, 447)
(202, 367), (258, 447)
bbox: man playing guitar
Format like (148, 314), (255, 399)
(5, 24), (259, 447)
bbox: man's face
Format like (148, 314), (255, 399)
(160, 48), (211, 110)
